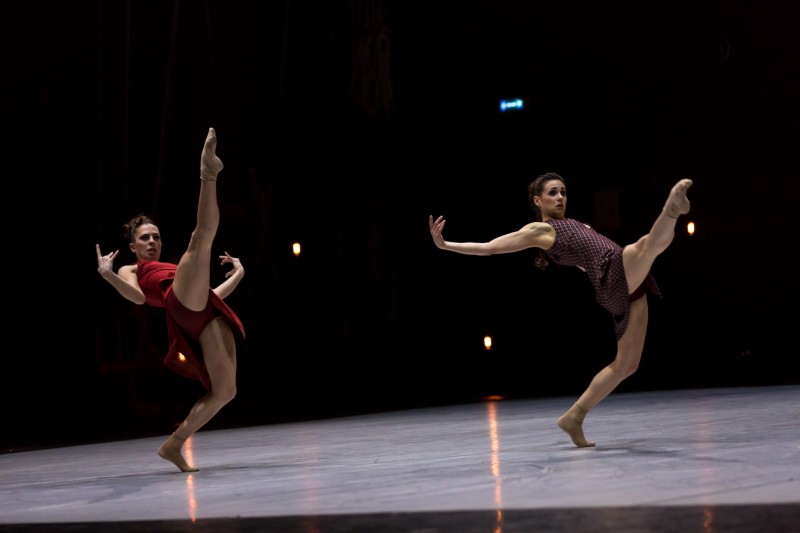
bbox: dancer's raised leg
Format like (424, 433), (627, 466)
(623, 178), (693, 295)
(172, 127), (223, 310)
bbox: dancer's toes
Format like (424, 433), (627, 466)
(664, 178), (693, 218)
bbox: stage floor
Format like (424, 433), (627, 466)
(1, 385), (798, 532)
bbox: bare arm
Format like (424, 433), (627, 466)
(428, 215), (556, 256)
(213, 251), (245, 299)
(95, 244), (146, 304)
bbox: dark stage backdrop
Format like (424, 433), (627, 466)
(3, 0), (799, 451)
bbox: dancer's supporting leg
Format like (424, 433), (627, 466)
(557, 295), (648, 447)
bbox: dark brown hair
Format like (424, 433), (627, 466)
(527, 171), (565, 221)
(123, 213), (157, 244)
(527, 172), (565, 270)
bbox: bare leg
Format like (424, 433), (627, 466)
(623, 178), (692, 295)
(171, 127), (224, 311)
(157, 129), (232, 472)
(556, 180), (691, 447)
(557, 296), (649, 447)
(158, 319), (237, 472)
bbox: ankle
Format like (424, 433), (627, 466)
(662, 207), (679, 219)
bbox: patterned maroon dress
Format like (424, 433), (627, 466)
(136, 259), (245, 389)
(543, 218), (661, 340)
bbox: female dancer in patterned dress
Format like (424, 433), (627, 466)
(428, 173), (692, 447)
(95, 127), (245, 471)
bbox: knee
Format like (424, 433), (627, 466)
(212, 379), (237, 405)
(620, 361), (639, 378)
(220, 384), (237, 404)
(188, 228), (217, 251)
(612, 358), (639, 378)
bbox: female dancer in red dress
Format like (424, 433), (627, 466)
(96, 127), (245, 471)
(429, 173), (692, 447)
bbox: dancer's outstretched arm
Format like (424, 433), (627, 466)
(429, 216), (555, 256)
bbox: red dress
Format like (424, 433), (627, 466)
(136, 259), (245, 389)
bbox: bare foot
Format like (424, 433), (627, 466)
(200, 127), (223, 181)
(664, 178), (693, 218)
(557, 404), (596, 448)
(158, 434), (200, 473)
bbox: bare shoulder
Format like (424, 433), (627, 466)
(118, 263), (138, 281)
(519, 221), (556, 249)
(521, 221), (552, 231)
(521, 221), (556, 237)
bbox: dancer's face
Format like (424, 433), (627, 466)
(533, 179), (567, 220)
(130, 223), (162, 260)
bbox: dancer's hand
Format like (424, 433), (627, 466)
(200, 127), (224, 180)
(96, 244), (119, 277)
(213, 251), (245, 299)
(220, 251), (244, 278)
(429, 215), (447, 249)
